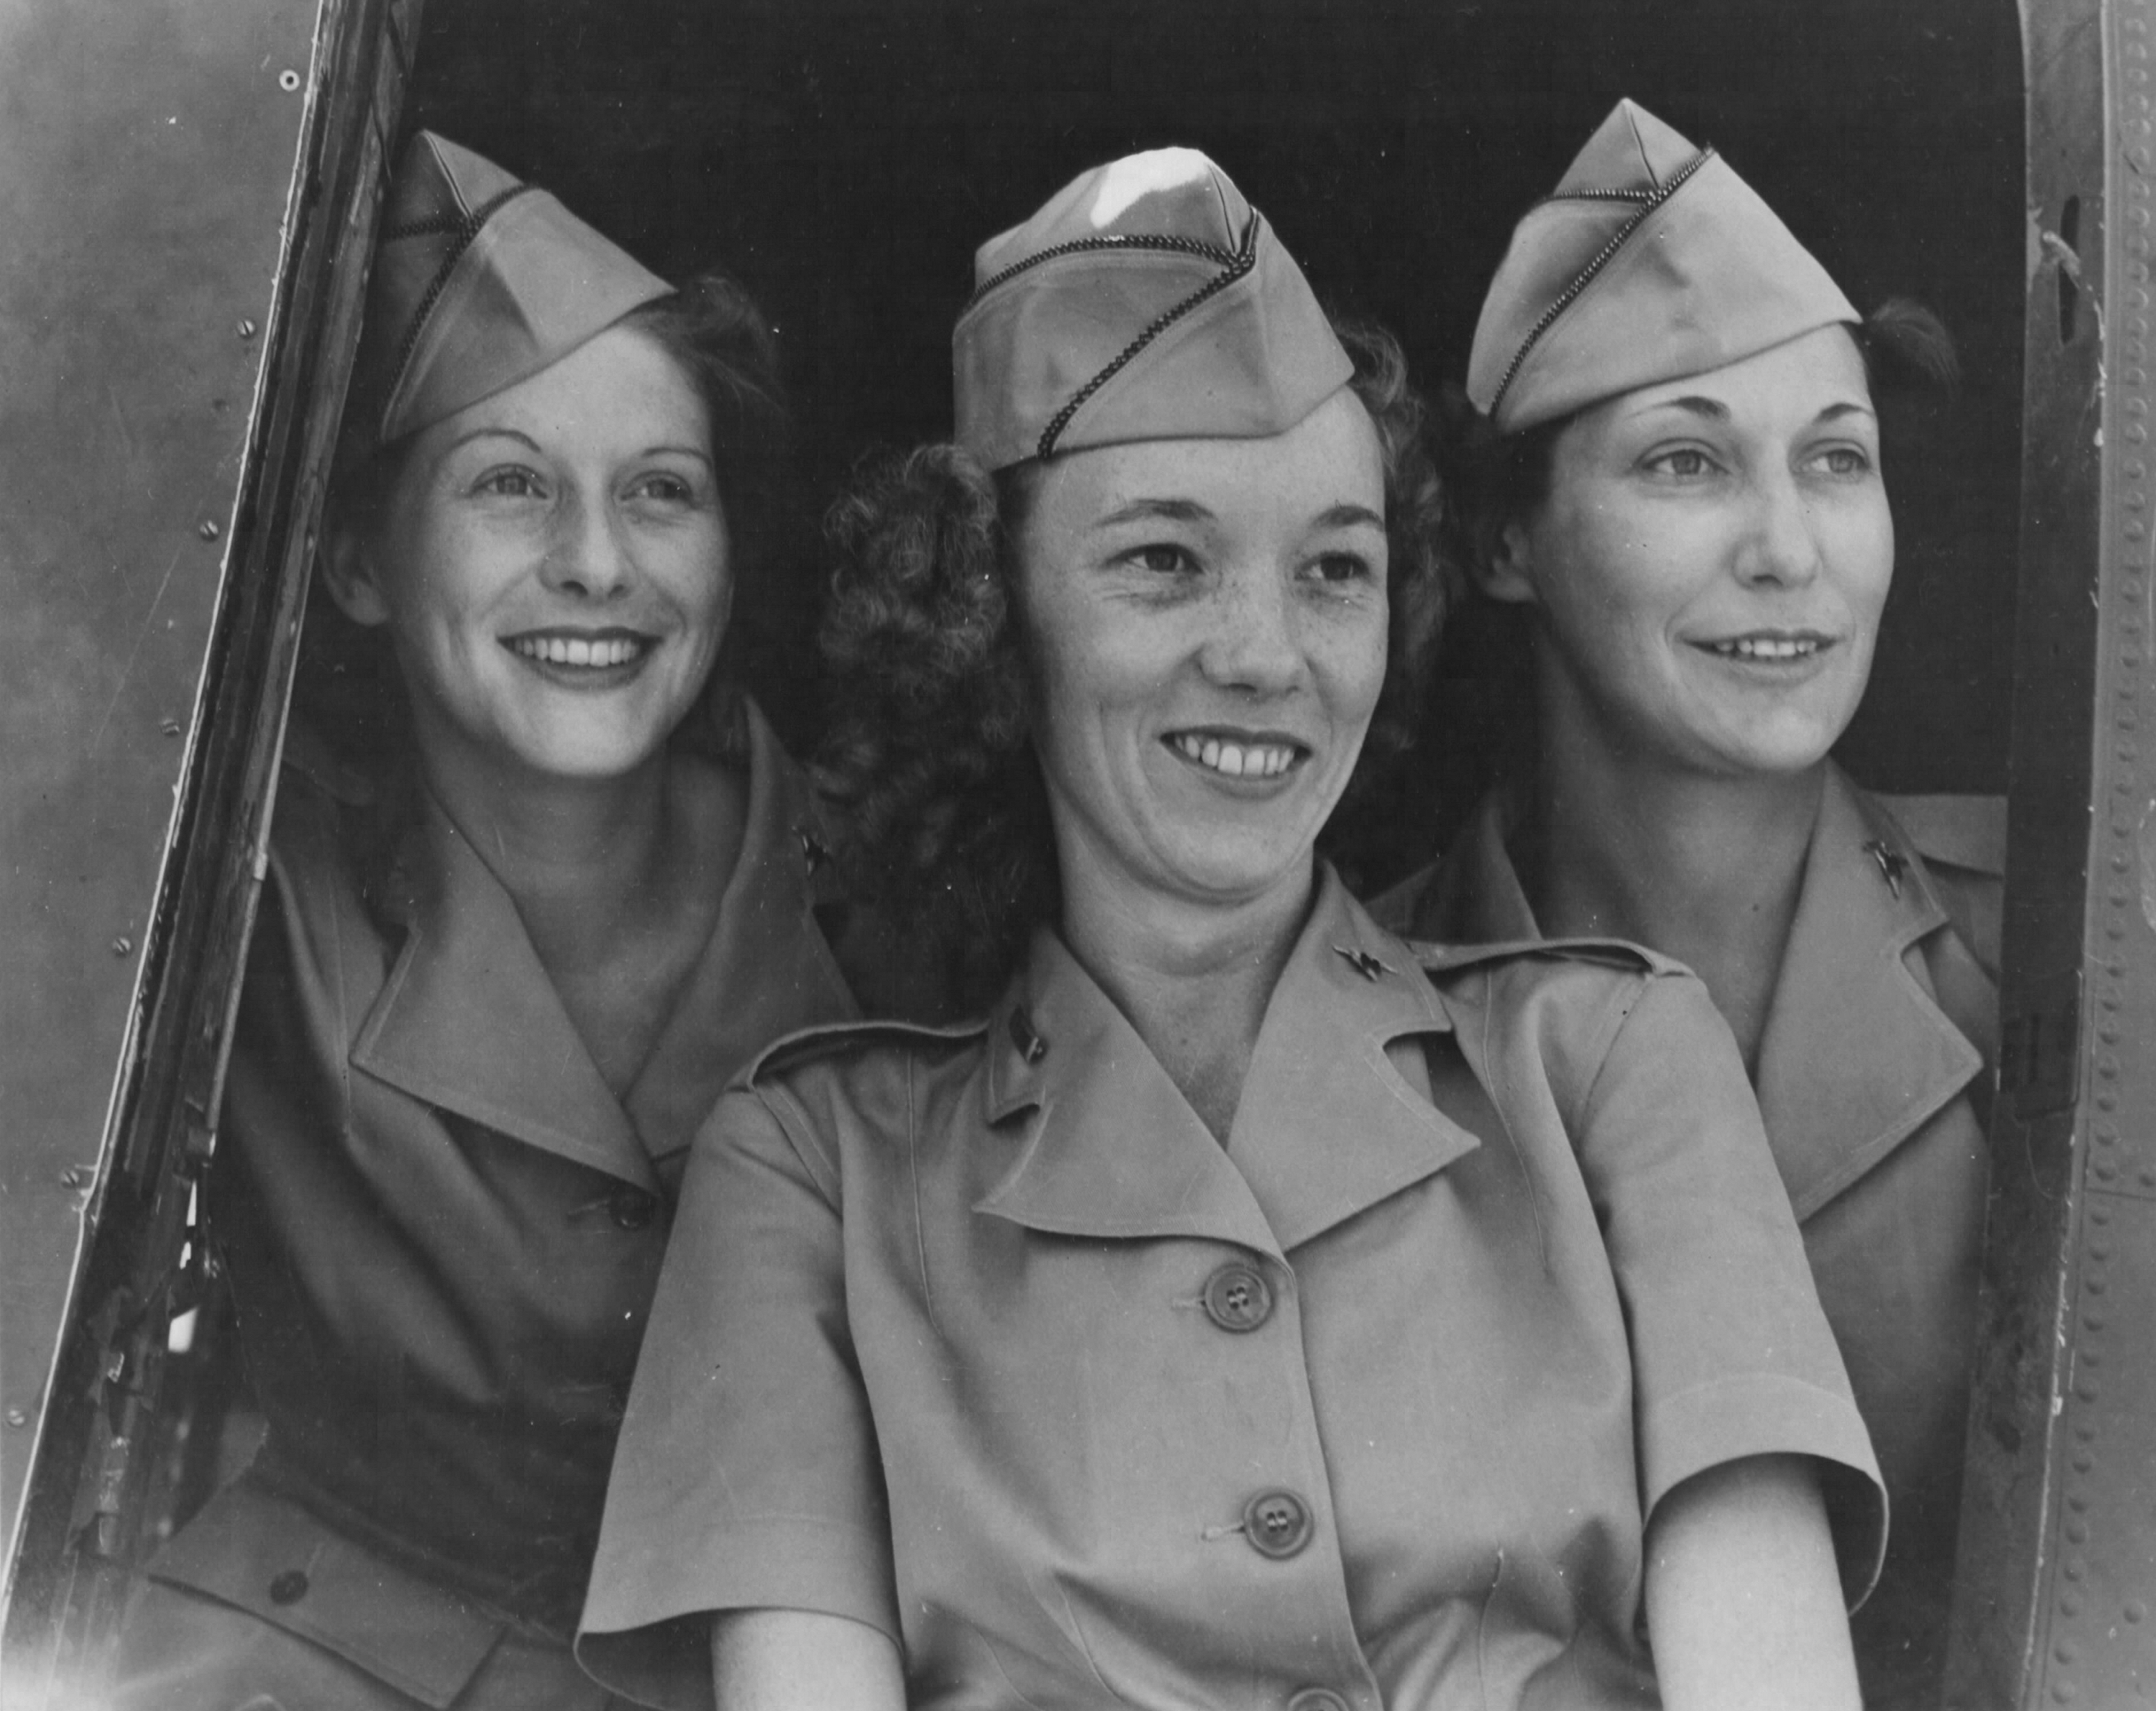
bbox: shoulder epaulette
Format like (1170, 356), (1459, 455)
(743, 1012), (992, 1088)
(1408, 933), (1687, 980)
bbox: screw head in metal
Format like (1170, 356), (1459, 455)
(236, 318), (257, 340)
(198, 519), (220, 541)
(111, 936), (132, 956)
(4, 1410), (25, 1429)
(277, 69), (301, 91)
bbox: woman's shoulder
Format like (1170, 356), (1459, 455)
(728, 1010), (997, 1143)
(1399, 928), (1728, 1109)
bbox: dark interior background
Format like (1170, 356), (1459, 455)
(403, 0), (2026, 885)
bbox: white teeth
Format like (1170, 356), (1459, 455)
(1171, 734), (1297, 778)
(1711, 636), (1822, 661)
(510, 635), (645, 667)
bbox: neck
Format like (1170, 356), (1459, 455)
(1521, 689), (1825, 1072)
(1056, 846), (1316, 1144)
(415, 729), (678, 965)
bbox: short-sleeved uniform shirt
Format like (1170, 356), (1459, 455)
(129, 697), (862, 1706)
(579, 867), (1884, 1711)
(1368, 764), (2000, 1711)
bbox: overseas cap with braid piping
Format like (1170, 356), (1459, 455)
(344, 132), (672, 456)
(953, 148), (1353, 471)
(1468, 100), (1858, 435)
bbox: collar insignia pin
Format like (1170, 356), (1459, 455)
(1335, 944), (1391, 982)
(1862, 839), (1907, 898)
(795, 826), (831, 875)
(1008, 1006), (1048, 1064)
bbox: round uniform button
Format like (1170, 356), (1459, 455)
(1243, 1488), (1313, 1559)
(1202, 1262), (1273, 1332)
(1287, 1691), (1351, 1711)
(608, 1187), (656, 1231)
(267, 1569), (309, 1605)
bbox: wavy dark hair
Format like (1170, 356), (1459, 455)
(1437, 298), (1958, 589)
(818, 320), (1453, 1008)
(298, 265), (791, 785)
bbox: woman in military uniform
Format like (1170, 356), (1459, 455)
(579, 147), (1885, 1711)
(1370, 99), (1999, 1710)
(111, 133), (865, 1710)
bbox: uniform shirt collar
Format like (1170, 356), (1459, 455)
(351, 698), (853, 1189)
(1419, 765), (1980, 1217)
(977, 864), (1480, 1255)
(1751, 764), (1983, 1215)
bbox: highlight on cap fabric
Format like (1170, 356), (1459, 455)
(952, 147), (1353, 471)
(1467, 99), (1858, 435)
(344, 132), (672, 453)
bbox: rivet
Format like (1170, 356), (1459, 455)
(2093, 1203), (2114, 1225)
(277, 68), (301, 91)
(2132, 423), (2150, 442)
(2086, 1310), (2108, 1332)
(160, 717), (181, 737)
(2086, 1276), (2107, 1296)
(198, 519), (220, 541)
(2077, 1418), (2100, 1441)
(2066, 1557), (2088, 1582)
(2099, 1057), (2120, 1078)
(2060, 1636), (2081, 1661)
(2, 1410), (24, 1429)
(111, 936), (131, 956)
(2096, 1158), (2118, 1180)
(2127, 521), (2145, 541)
(2054, 1682), (2077, 1702)
(236, 318), (257, 340)
(2073, 1449), (2096, 1470)
(2129, 1601), (2149, 1623)
(2097, 1092), (2119, 1110)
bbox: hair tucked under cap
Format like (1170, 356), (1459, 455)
(1469, 100), (1859, 435)
(953, 147), (1353, 471)
(343, 131), (672, 455)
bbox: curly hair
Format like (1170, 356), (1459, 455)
(1437, 298), (1958, 591)
(817, 319), (1453, 1008)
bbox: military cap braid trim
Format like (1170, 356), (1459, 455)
(384, 183), (539, 427)
(965, 231), (1243, 311)
(1486, 147), (1715, 424)
(1033, 213), (1262, 461)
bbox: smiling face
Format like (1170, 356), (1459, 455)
(1488, 324), (1893, 781)
(327, 323), (730, 788)
(1011, 387), (1389, 918)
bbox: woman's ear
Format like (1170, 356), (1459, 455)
(319, 525), (392, 627)
(1475, 519), (1542, 607)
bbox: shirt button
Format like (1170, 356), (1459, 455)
(1202, 1262), (1273, 1332)
(1243, 1488), (1312, 1559)
(1288, 1691), (1351, 1711)
(267, 1569), (309, 1605)
(608, 1187), (657, 1231)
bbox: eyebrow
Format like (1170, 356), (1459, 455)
(1092, 497), (1216, 529)
(441, 428), (714, 466)
(1090, 497), (1386, 531)
(1634, 396), (1876, 426)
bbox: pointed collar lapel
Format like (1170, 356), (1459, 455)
(627, 701), (856, 1166)
(351, 788), (655, 1190)
(1751, 764), (1983, 1217)
(977, 867), (1478, 1255)
(1225, 869), (1482, 1250)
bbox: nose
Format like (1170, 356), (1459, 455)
(1732, 468), (1824, 589)
(1197, 563), (1307, 696)
(540, 488), (633, 600)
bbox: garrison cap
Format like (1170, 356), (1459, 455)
(345, 132), (672, 454)
(1468, 100), (1858, 435)
(954, 147), (1353, 471)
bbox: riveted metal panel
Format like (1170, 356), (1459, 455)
(1948, 0), (2156, 1703)
(0, 0), (419, 1700)
(0, 0), (320, 1565)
